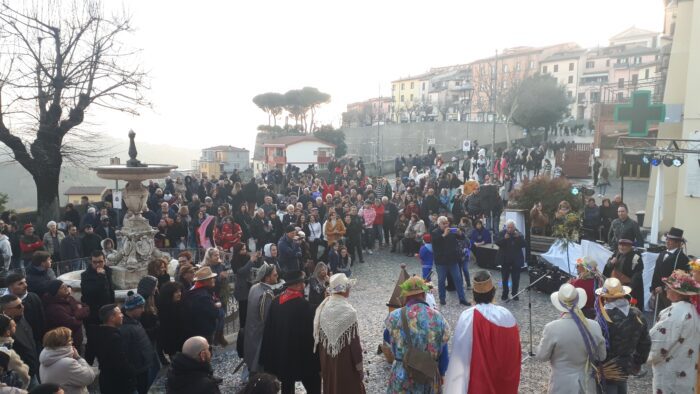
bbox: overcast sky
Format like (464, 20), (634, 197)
(97, 0), (663, 153)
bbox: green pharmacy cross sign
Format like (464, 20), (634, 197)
(614, 91), (665, 137)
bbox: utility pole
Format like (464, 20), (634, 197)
(377, 83), (382, 176)
(491, 49), (499, 166)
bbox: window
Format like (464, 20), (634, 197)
(529, 61), (535, 69)
(410, 82), (414, 89)
(590, 91), (600, 103)
(455, 80), (462, 86)
(515, 63), (521, 71)
(542, 66), (548, 73)
(275, 148), (284, 156)
(422, 82), (425, 90)
(632, 74), (638, 84)
(503, 64), (509, 73)
(421, 94), (425, 102)
(606, 59), (611, 67)
(618, 78), (625, 88)
(553, 65), (559, 72)
(400, 95), (404, 102)
(645, 69), (650, 79)
(569, 62), (575, 71)
(567, 91), (573, 99)
(585, 60), (595, 68)
(502, 80), (507, 89)
(410, 94), (414, 101)
(633, 56), (642, 64)
(617, 92), (624, 102)
(392, 84), (395, 92)
(568, 75), (574, 84)
(577, 93), (586, 102)
(401, 83), (405, 90)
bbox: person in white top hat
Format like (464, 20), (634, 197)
(534, 283), (606, 394)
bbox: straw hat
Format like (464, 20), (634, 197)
(328, 273), (356, 294)
(663, 269), (700, 296)
(399, 276), (429, 298)
(193, 266), (217, 282)
(595, 278), (631, 299)
(550, 283), (587, 313)
(472, 271), (495, 294)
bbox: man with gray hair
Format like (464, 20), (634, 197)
(244, 263), (279, 377)
(166, 336), (221, 394)
(431, 216), (470, 306)
(495, 219), (527, 301)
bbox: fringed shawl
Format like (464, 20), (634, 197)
(313, 294), (359, 358)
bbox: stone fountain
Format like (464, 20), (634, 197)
(58, 131), (177, 293)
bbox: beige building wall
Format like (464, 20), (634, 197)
(645, 0), (698, 254)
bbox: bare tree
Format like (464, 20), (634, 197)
(0, 1), (148, 226)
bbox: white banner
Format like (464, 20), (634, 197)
(112, 191), (122, 209)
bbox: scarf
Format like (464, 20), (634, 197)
(313, 294), (358, 358)
(279, 288), (303, 305)
(197, 215), (215, 249)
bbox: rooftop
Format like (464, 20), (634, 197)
(541, 49), (588, 63)
(610, 26), (658, 42)
(64, 186), (107, 196)
(264, 135), (337, 148)
(202, 145), (249, 152)
(392, 71), (437, 83)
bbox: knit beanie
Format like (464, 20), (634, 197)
(137, 275), (158, 298)
(124, 291), (145, 311)
(47, 280), (64, 297)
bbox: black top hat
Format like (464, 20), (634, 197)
(665, 227), (685, 241)
(283, 270), (305, 285)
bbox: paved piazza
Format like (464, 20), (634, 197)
(153, 247), (653, 393)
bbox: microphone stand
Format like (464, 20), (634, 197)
(505, 271), (550, 363)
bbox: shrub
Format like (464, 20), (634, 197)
(509, 176), (582, 215)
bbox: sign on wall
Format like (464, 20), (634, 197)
(113, 191), (122, 209)
(427, 138), (436, 145)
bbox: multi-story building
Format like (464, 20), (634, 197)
(539, 49), (587, 114)
(468, 42), (579, 121)
(426, 67), (473, 121)
(391, 72), (435, 122)
(263, 135), (336, 169)
(195, 145), (250, 179)
(344, 97), (392, 127)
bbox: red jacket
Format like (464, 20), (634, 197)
(373, 204), (385, 225)
(404, 204), (420, 220)
(43, 294), (90, 347)
(215, 222), (241, 251)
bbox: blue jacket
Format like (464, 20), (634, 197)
(469, 227), (492, 245)
(419, 244), (433, 267)
(277, 234), (301, 274)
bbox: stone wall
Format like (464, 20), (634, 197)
(341, 121), (525, 161)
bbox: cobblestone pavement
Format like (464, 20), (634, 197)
(151, 246), (653, 393)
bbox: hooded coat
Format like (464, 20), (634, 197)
(42, 294), (90, 347)
(39, 346), (96, 394)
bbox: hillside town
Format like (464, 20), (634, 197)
(1, 0), (700, 394)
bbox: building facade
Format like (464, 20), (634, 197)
(196, 145), (250, 179)
(263, 136), (336, 169)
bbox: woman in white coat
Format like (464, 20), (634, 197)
(534, 283), (607, 394)
(39, 327), (96, 394)
(649, 270), (700, 393)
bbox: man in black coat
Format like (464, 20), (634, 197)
(81, 225), (102, 258)
(183, 267), (220, 344)
(96, 304), (137, 394)
(495, 219), (526, 301)
(431, 216), (469, 306)
(260, 271), (320, 394)
(603, 239), (644, 306)
(242, 178), (259, 215)
(421, 188), (441, 221)
(382, 196), (399, 251)
(119, 293), (154, 394)
(651, 227), (690, 313)
(25, 251), (55, 297)
(345, 208), (364, 264)
(166, 336), (221, 394)
(0, 294), (39, 382)
(80, 251), (115, 364)
(95, 216), (117, 245)
(5, 272), (45, 347)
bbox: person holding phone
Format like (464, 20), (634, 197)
(495, 220), (526, 301)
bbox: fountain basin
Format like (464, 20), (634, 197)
(89, 164), (177, 181)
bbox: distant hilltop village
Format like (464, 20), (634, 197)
(344, 17), (677, 129)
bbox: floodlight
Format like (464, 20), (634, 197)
(642, 155), (650, 165)
(571, 187), (580, 196)
(673, 157), (684, 167)
(663, 155), (674, 167)
(651, 156), (662, 166)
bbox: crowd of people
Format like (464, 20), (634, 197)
(0, 137), (697, 394)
